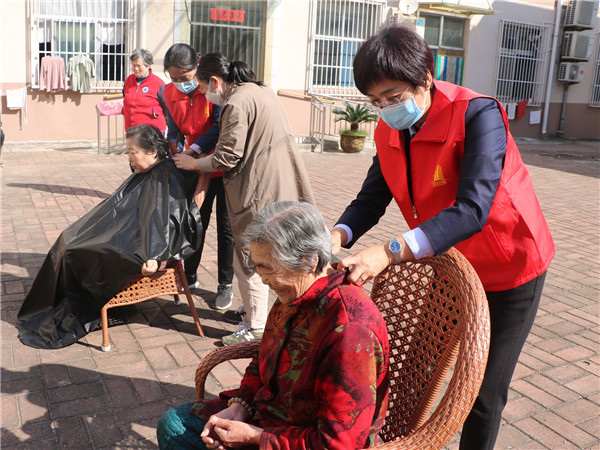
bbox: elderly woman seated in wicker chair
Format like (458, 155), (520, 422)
(18, 124), (202, 349)
(157, 201), (390, 449)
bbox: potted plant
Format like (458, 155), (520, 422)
(333, 102), (379, 153)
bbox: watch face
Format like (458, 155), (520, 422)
(390, 240), (402, 252)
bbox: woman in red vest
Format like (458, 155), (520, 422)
(163, 43), (234, 310)
(122, 49), (167, 132)
(331, 25), (554, 450)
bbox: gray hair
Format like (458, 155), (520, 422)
(130, 48), (153, 66)
(244, 201), (331, 274)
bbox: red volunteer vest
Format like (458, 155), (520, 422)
(376, 81), (554, 291)
(123, 70), (166, 131)
(163, 83), (214, 147)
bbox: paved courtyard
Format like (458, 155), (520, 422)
(1, 137), (599, 449)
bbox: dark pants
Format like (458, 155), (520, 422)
(184, 177), (234, 285)
(459, 271), (547, 450)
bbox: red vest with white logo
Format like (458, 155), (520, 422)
(123, 70), (166, 131)
(163, 83), (214, 147)
(376, 80), (554, 291)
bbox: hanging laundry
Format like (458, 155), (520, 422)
(516, 99), (529, 120)
(67, 54), (95, 94)
(40, 55), (67, 93)
(506, 103), (517, 120)
(6, 87), (28, 126)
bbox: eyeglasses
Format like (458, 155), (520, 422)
(368, 85), (415, 109)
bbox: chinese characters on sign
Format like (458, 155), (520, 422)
(211, 8), (245, 23)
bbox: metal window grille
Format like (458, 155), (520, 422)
(185, 1), (265, 79)
(494, 20), (550, 107)
(589, 43), (600, 107)
(308, 0), (386, 97)
(420, 12), (467, 85)
(29, 0), (136, 90)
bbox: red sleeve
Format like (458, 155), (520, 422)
(259, 323), (385, 449)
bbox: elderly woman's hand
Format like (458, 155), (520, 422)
(141, 260), (159, 276)
(202, 416), (263, 449)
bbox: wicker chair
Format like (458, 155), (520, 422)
(100, 260), (203, 351)
(193, 247), (490, 449)
(100, 173), (211, 352)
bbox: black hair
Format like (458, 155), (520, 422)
(353, 25), (434, 94)
(126, 124), (169, 160)
(163, 43), (199, 73)
(196, 52), (264, 86)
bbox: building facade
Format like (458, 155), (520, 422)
(1, 0), (599, 142)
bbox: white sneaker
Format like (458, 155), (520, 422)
(214, 284), (233, 310)
(222, 323), (263, 346)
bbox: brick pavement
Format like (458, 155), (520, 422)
(1, 138), (598, 449)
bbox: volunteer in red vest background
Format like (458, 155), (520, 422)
(163, 43), (234, 310)
(331, 25), (555, 450)
(122, 49), (167, 133)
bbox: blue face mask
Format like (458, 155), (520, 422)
(174, 79), (198, 94)
(376, 87), (428, 130)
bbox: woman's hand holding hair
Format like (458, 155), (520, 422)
(337, 244), (392, 286)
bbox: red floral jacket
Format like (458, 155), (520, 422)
(191, 270), (390, 449)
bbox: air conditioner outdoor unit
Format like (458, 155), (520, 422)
(564, 0), (599, 30)
(558, 62), (585, 83)
(561, 31), (594, 61)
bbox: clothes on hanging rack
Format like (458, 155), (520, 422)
(40, 55), (67, 93)
(67, 54), (95, 94)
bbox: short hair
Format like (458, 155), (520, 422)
(163, 43), (199, 72)
(353, 24), (434, 94)
(125, 124), (169, 160)
(130, 49), (153, 66)
(244, 201), (331, 274)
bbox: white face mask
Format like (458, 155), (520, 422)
(204, 81), (224, 106)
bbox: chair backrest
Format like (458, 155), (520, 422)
(371, 247), (490, 449)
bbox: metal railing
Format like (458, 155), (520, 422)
(309, 94), (377, 152)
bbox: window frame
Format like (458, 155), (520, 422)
(494, 19), (550, 107)
(308, 0), (386, 97)
(29, 0), (137, 91)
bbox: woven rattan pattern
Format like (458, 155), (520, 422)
(105, 266), (184, 308)
(193, 248), (489, 449)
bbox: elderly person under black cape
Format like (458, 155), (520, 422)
(18, 125), (203, 349)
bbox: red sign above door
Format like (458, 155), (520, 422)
(211, 8), (245, 23)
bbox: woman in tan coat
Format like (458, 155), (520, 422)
(173, 53), (314, 345)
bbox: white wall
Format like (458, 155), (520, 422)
(1, 1), (28, 86)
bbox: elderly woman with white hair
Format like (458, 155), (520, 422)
(157, 201), (390, 449)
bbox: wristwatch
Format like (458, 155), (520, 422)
(388, 238), (403, 263)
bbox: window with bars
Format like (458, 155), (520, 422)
(309, 0), (386, 96)
(420, 12), (467, 85)
(185, 0), (266, 79)
(590, 44), (600, 107)
(494, 20), (550, 107)
(30, 0), (136, 90)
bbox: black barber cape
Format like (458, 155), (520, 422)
(17, 159), (202, 349)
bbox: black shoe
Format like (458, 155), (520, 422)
(223, 306), (246, 324)
(186, 274), (199, 289)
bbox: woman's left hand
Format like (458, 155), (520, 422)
(337, 244), (392, 286)
(172, 153), (198, 171)
(202, 417), (263, 449)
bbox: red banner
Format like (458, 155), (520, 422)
(210, 8), (245, 23)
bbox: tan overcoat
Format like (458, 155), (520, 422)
(211, 82), (315, 272)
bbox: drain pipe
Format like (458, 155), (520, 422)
(542, 0), (562, 135)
